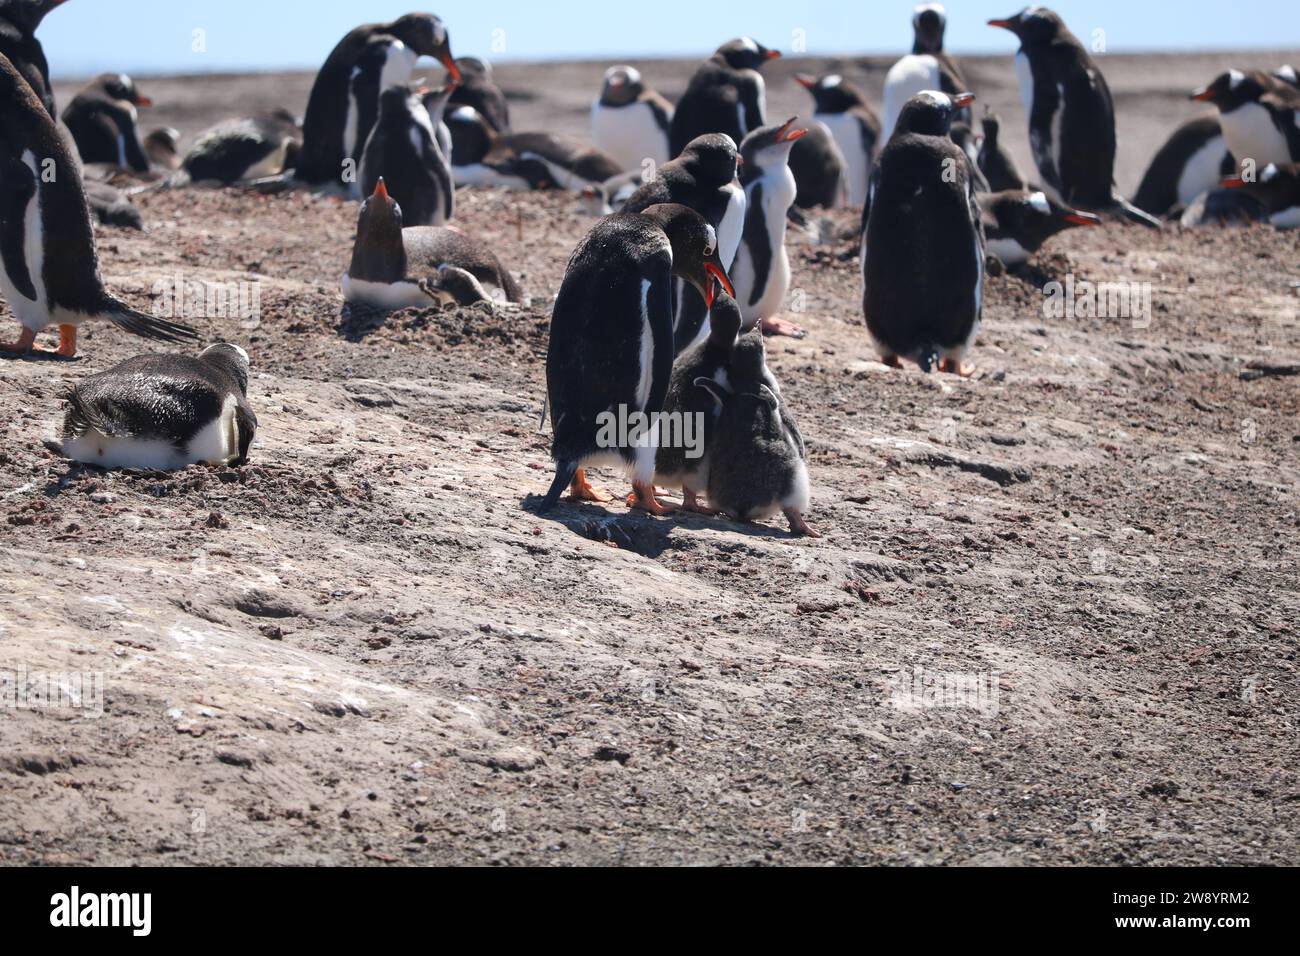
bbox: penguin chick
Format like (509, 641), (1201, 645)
(360, 82), (456, 227)
(980, 189), (1101, 266)
(978, 110), (1028, 193)
(701, 330), (818, 538)
(144, 127), (182, 171)
(653, 290), (743, 514)
(61, 72), (154, 172)
(60, 344), (257, 470)
(183, 110), (302, 184)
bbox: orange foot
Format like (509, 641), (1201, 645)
(761, 316), (806, 339)
(939, 358), (975, 377)
(56, 325), (77, 358)
(568, 468), (613, 503)
(681, 489), (719, 516)
(628, 482), (677, 516)
(0, 327), (37, 354)
(784, 507), (822, 538)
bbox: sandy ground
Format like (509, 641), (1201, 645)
(0, 52), (1296, 866)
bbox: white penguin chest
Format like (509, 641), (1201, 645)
(0, 151), (48, 330)
(1219, 103), (1292, 168)
(1177, 135), (1230, 206)
(817, 112), (868, 205)
(591, 101), (670, 170)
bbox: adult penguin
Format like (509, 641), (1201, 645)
(669, 37), (780, 158)
(541, 203), (734, 514)
(794, 72), (880, 207)
(1133, 115), (1235, 218)
(882, 4), (970, 142)
(1191, 69), (1300, 169)
(61, 72), (153, 172)
(862, 91), (983, 376)
(989, 7), (1161, 228)
(980, 188), (1101, 266)
(295, 13), (459, 189)
(447, 57), (510, 132)
(0, 0), (63, 116)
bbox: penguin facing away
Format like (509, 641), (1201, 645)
(1191, 69), (1300, 169)
(653, 290), (743, 514)
(698, 330), (818, 538)
(977, 109), (1028, 193)
(61, 72), (153, 172)
(794, 73), (880, 207)
(591, 65), (674, 172)
(541, 203), (734, 515)
(61, 344), (257, 470)
(787, 120), (847, 211)
(1133, 115), (1235, 218)
(670, 37), (781, 158)
(447, 56), (510, 133)
(862, 90), (983, 376)
(980, 188), (1101, 266)
(0, 0), (63, 116)
(296, 14), (459, 189)
(0, 52), (197, 358)
(1224, 162), (1300, 229)
(360, 82), (456, 227)
(731, 117), (808, 338)
(183, 110), (302, 184)
(343, 178), (522, 310)
(989, 8), (1161, 228)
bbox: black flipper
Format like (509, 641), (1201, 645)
(232, 402), (258, 466)
(540, 459), (578, 512)
(102, 294), (200, 343)
(743, 180), (770, 309)
(0, 158), (38, 302)
(1111, 195), (1163, 230)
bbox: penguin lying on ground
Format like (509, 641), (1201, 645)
(541, 203), (734, 514)
(591, 65), (674, 172)
(343, 178), (523, 310)
(697, 329), (817, 538)
(883, 4), (970, 142)
(978, 109), (1027, 192)
(1223, 162), (1300, 229)
(0, 52), (196, 358)
(183, 110), (301, 184)
(144, 126), (182, 171)
(621, 133), (745, 352)
(980, 189), (1101, 267)
(448, 57), (510, 133)
(296, 14), (459, 190)
(360, 83), (456, 227)
(1133, 115), (1234, 219)
(862, 91), (983, 376)
(794, 73), (880, 207)
(60, 344), (257, 470)
(732, 118), (807, 338)
(61, 72), (153, 172)
(83, 179), (142, 230)
(0, 0), (62, 116)
(653, 291), (742, 514)
(1191, 69), (1300, 169)
(670, 37), (780, 157)
(989, 8), (1161, 228)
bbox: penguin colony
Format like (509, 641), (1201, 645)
(2, 4), (1297, 539)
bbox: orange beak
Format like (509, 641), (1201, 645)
(441, 55), (462, 85)
(1191, 88), (1215, 102)
(952, 92), (976, 109)
(988, 18), (1014, 28)
(1222, 176), (1247, 188)
(735, 154), (745, 168)
(372, 177), (389, 201)
(795, 74), (817, 90)
(1065, 212), (1102, 226)
(766, 49), (782, 60)
(136, 95), (153, 107)
(704, 262), (733, 308)
(774, 117), (807, 143)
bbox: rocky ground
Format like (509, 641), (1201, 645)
(0, 53), (1296, 866)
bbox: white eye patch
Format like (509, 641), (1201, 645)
(738, 36), (758, 53)
(918, 90), (951, 107)
(823, 74), (843, 88)
(1229, 69), (1246, 89)
(1262, 164), (1280, 182)
(704, 225), (718, 257)
(1027, 191), (1051, 214)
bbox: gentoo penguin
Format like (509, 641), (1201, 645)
(183, 110), (302, 184)
(989, 8), (1161, 227)
(977, 109), (1028, 192)
(794, 73), (880, 207)
(1275, 65), (1299, 89)
(541, 203), (734, 514)
(447, 57), (510, 133)
(1191, 69), (1300, 169)
(591, 65), (674, 172)
(1224, 162), (1300, 229)
(84, 180), (142, 230)
(980, 188), (1100, 266)
(343, 178), (522, 309)
(360, 83), (456, 227)
(698, 330), (817, 537)
(1133, 115), (1235, 218)
(653, 290), (742, 514)
(950, 121), (990, 193)
(61, 73), (153, 172)
(60, 344), (257, 470)
(144, 127), (182, 171)
(787, 121), (847, 210)
(296, 14), (458, 189)
(862, 91), (983, 376)
(0, 52), (197, 358)
(670, 37), (780, 158)
(882, 5), (969, 143)
(0, 0), (62, 116)
(621, 133), (746, 352)
(731, 118), (807, 338)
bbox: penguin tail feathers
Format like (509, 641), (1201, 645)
(539, 460), (578, 513)
(103, 296), (200, 344)
(918, 349), (939, 374)
(61, 386), (107, 441)
(1111, 196), (1164, 230)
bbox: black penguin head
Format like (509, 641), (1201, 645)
(94, 72), (153, 108)
(1223, 162), (1300, 213)
(678, 133), (741, 188)
(455, 57), (491, 80)
(739, 118), (807, 178)
(435, 265), (493, 306)
(350, 178), (408, 282)
(600, 66), (645, 107)
(894, 90), (975, 138)
(639, 203), (735, 308)
(981, 109), (1001, 142)
(1191, 70), (1273, 111)
(912, 3), (948, 54)
(390, 13), (460, 83)
(987, 189), (1101, 247)
(794, 73), (863, 114)
(4, 0), (66, 32)
(716, 37), (781, 72)
(728, 328), (769, 382)
(1276, 65), (1299, 88)
(421, 81), (458, 124)
(199, 343), (251, 396)
(988, 7), (1062, 46)
(446, 105), (496, 163)
(707, 291), (743, 350)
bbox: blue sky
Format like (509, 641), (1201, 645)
(42, 1), (1300, 78)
